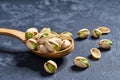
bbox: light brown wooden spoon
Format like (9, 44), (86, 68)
(0, 28), (74, 58)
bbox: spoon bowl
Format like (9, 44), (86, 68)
(0, 28), (74, 58)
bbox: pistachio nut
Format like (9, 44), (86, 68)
(45, 41), (56, 52)
(61, 40), (71, 50)
(49, 38), (62, 47)
(92, 29), (102, 38)
(25, 28), (38, 39)
(26, 39), (37, 50)
(59, 33), (71, 40)
(73, 56), (90, 68)
(38, 45), (48, 53)
(90, 48), (101, 59)
(44, 60), (57, 73)
(99, 39), (112, 49)
(40, 27), (51, 33)
(62, 31), (73, 37)
(38, 37), (50, 45)
(98, 26), (110, 34)
(78, 29), (90, 38)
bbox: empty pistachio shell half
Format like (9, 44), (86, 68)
(61, 40), (71, 50)
(44, 60), (57, 73)
(98, 26), (110, 34)
(73, 56), (90, 68)
(90, 48), (101, 59)
(25, 28), (38, 39)
(62, 31), (73, 37)
(26, 39), (37, 50)
(92, 29), (102, 38)
(99, 39), (112, 49)
(38, 45), (48, 53)
(78, 29), (90, 38)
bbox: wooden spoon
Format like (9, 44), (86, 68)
(0, 28), (74, 58)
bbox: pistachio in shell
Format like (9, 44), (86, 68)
(99, 39), (112, 49)
(26, 39), (37, 50)
(78, 29), (90, 38)
(38, 45), (48, 53)
(61, 40), (71, 50)
(73, 56), (90, 68)
(44, 60), (57, 73)
(92, 29), (102, 38)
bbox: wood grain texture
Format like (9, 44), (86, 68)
(0, 0), (120, 80)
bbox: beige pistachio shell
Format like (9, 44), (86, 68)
(26, 28), (38, 35)
(90, 48), (101, 59)
(34, 33), (42, 40)
(61, 40), (71, 50)
(49, 38), (62, 46)
(92, 29), (102, 38)
(44, 60), (57, 73)
(98, 26), (110, 34)
(73, 56), (90, 68)
(99, 39), (112, 49)
(40, 27), (51, 33)
(59, 33), (71, 40)
(78, 28), (90, 38)
(45, 41), (55, 52)
(62, 31), (73, 37)
(38, 45), (48, 53)
(26, 39), (37, 50)
(38, 37), (50, 45)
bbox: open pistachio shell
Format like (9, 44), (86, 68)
(62, 31), (73, 37)
(40, 27), (51, 33)
(49, 38), (62, 47)
(61, 40), (71, 50)
(92, 29), (102, 38)
(26, 39), (37, 50)
(49, 39), (60, 51)
(25, 28), (38, 39)
(78, 29), (90, 38)
(38, 45), (48, 53)
(73, 56), (90, 68)
(59, 33), (71, 40)
(99, 39), (112, 49)
(45, 41), (56, 52)
(38, 37), (50, 45)
(44, 60), (57, 73)
(98, 26), (110, 34)
(90, 48), (101, 59)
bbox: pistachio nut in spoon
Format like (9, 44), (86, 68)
(0, 28), (74, 58)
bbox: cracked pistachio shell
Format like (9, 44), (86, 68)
(92, 29), (102, 38)
(98, 26), (110, 34)
(99, 39), (112, 49)
(34, 33), (43, 40)
(38, 45), (48, 53)
(61, 40), (71, 50)
(26, 39), (37, 50)
(44, 60), (57, 73)
(62, 31), (73, 37)
(45, 41), (56, 52)
(73, 56), (90, 68)
(78, 29), (90, 38)
(90, 48), (101, 59)
(38, 37), (50, 45)
(49, 38), (62, 47)
(25, 28), (38, 39)
(40, 27), (51, 33)
(59, 33), (71, 40)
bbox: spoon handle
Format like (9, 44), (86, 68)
(0, 28), (25, 42)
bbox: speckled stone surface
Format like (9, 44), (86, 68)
(0, 0), (120, 80)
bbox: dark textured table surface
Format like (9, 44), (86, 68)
(0, 0), (120, 80)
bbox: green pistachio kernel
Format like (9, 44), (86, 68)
(25, 32), (34, 39)
(42, 33), (49, 37)
(65, 32), (73, 37)
(106, 40), (112, 45)
(51, 44), (60, 51)
(95, 30), (101, 36)
(47, 63), (56, 73)
(31, 42), (37, 49)
(80, 58), (90, 67)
